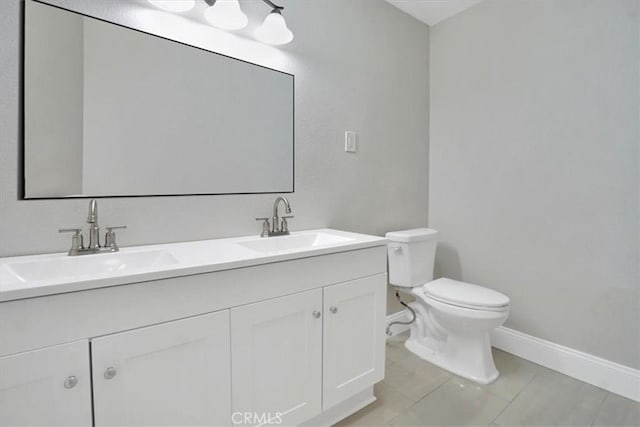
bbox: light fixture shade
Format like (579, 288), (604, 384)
(204, 0), (248, 31)
(255, 11), (294, 45)
(148, 0), (195, 13)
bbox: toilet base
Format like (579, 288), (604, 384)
(405, 333), (500, 385)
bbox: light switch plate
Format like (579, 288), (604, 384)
(345, 131), (357, 153)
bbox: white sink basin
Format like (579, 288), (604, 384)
(0, 229), (385, 302)
(4, 249), (179, 284)
(238, 231), (356, 254)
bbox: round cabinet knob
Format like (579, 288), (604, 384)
(312, 310), (321, 319)
(330, 306), (338, 314)
(104, 367), (117, 380)
(64, 376), (78, 389)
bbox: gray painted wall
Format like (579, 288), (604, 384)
(1, 0), (429, 272)
(430, 0), (639, 368)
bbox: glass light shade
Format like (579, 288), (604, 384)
(255, 11), (293, 45)
(148, 0), (195, 13)
(204, 0), (248, 31)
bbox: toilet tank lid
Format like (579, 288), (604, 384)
(386, 228), (439, 243)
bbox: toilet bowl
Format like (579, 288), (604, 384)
(386, 229), (509, 384)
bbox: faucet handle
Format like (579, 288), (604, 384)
(255, 218), (270, 237)
(105, 226), (126, 250)
(59, 228), (84, 251)
(280, 216), (294, 233)
(58, 227), (82, 234)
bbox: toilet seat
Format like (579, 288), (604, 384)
(420, 278), (509, 311)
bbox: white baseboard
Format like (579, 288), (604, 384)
(385, 310), (640, 402)
(491, 326), (640, 403)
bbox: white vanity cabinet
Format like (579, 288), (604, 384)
(91, 311), (232, 427)
(0, 234), (388, 427)
(0, 341), (92, 426)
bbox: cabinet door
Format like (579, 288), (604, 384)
(92, 310), (231, 427)
(0, 340), (92, 426)
(231, 289), (322, 426)
(323, 273), (386, 408)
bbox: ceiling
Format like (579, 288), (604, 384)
(385, 0), (484, 26)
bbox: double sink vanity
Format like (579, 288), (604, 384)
(0, 216), (388, 426)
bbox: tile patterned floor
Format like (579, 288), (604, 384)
(336, 333), (640, 427)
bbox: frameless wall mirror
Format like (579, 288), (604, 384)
(23, 0), (294, 199)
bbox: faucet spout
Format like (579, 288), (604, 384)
(87, 199), (98, 224)
(86, 199), (100, 249)
(271, 196), (292, 234)
(272, 196), (291, 217)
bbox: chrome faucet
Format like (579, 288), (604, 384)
(59, 200), (127, 256)
(272, 196), (292, 233)
(255, 196), (294, 237)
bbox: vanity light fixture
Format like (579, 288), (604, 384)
(255, 0), (294, 46)
(204, 0), (248, 31)
(147, 0), (196, 13)
(148, 0), (294, 45)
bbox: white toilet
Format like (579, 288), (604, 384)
(386, 228), (510, 384)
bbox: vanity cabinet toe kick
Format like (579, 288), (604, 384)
(0, 245), (387, 427)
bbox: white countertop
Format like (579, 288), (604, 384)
(0, 229), (386, 302)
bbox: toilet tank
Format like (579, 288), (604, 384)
(385, 228), (439, 288)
